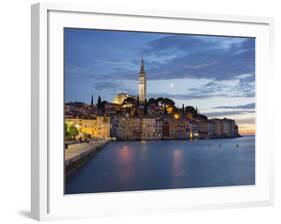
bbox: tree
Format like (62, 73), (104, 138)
(65, 122), (79, 139)
(156, 97), (164, 106)
(185, 106), (197, 114)
(91, 95), (93, 106)
(156, 97), (175, 108)
(100, 100), (108, 108)
(144, 99), (148, 115)
(163, 98), (175, 107)
(147, 98), (156, 105)
(197, 114), (208, 120)
(97, 96), (102, 108)
(65, 122), (69, 136)
(136, 96), (139, 107)
(185, 106), (197, 119)
(69, 125), (79, 137)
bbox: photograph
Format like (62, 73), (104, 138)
(63, 28), (256, 194)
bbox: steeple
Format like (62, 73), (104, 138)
(139, 58), (145, 75)
(138, 58), (147, 103)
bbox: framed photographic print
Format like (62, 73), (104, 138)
(31, 2), (274, 221)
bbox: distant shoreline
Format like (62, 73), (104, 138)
(110, 136), (245, 142)
(65, 135), (255, 145)
(240, 134), (255, 137)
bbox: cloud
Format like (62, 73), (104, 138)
(183, 61), (218, 70)
(149, 92), (247, 101)
(92, 81), (137, 97)
(66, 33), (255, 83)
(64, 29), (255, 103)
(236, 73), (253, 79)
(93, 81), (122, 91)
(142, 35), (246, 55)
(138, 35), (255, 82)
(205, 110), (255, 117)
(148, 77), (255, 100)
(236, 117), (255, 124)
(149, 93), (215, 100)
(214, 103), (255, 110)
(186, 79), (255, 99)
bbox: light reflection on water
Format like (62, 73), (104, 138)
(172, 149), (184, 177)
(115, 145), (135, 179)
(65, 136), (255, 194)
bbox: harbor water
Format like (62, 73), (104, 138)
(65, 135), (255, 194)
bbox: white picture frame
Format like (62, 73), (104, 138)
(31, 2), (274, 221)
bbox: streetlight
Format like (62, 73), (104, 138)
(174, 113), (180, 119)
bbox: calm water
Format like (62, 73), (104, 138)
(65, 136), (255, 194)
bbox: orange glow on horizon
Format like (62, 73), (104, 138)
(239, 129), (256, 135)
(238, 123), (256, 135)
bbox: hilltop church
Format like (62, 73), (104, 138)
(112, 59), (147, 105)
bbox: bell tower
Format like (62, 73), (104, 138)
(138, 58), (146, 103)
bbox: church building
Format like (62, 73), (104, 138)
(112, 59), (147, 105)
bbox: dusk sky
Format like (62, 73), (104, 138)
(64, 28), (255, 135)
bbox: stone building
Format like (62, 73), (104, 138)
(197, 120), (209, 139)
(110, 116), (141, 140)
(66, 116), (110, 139)
(141, 117), (162, 140)
(169, 118), (190, 139)
(211, 118), (236, 137)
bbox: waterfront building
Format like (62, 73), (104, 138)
(222, 118), (235, 137)
(212, 119), (223, 137)
(66, 116), (110, 139)
(138, 59), (147, 103)
(234, 124), (239, 137)
(169, 118), (190, 139)
(211, 118), (237, 137)
(162, 120), (170, 137)
(141, 117), (162, 140)
(155, 118), (163, 138)
(188, 120), (199, 139)
(111, 116), (141, 140)
(207, 120), (215, 138)
(198, 120), (209, 139)
(110, 116), (120, 138)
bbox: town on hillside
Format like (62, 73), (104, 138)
(65, 59), (240, 142)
